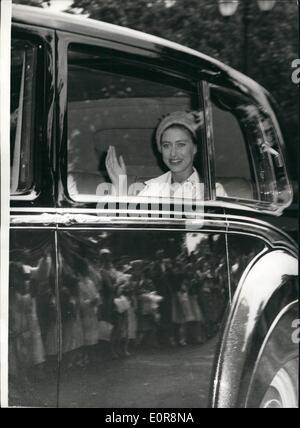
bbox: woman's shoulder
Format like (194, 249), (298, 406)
(138, 172), (171, 197)
(144, 171), (171, 186)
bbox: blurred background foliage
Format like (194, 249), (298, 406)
(13, 0), (298, 183)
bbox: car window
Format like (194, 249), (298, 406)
(210, 84), (290, 206)
(10, 38), (36, 195)
(67, 45), (205, 204)
(210, 85), (258, 201)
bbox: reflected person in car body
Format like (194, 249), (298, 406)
(105, 111), (227, 200)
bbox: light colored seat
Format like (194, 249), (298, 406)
(68, 171), (105, 195)
(218, 177), (254, 199)
(68, 171), (158, 196)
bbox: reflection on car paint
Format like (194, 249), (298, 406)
(9, 229), (230, 407)
(9, 230), (59, 407)
(57, 230), (228, 407)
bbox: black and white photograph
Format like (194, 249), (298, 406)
(0, 0), (299, 409)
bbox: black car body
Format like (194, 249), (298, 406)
(6, 5), (298, 408)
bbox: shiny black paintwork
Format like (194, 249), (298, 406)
(8, 229), (59, 407)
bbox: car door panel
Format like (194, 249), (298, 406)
(9, 229), (59, 408)
(56, 225), (229, 408)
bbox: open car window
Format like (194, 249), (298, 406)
(67, 45), (205, 206)
(210, 84), (291, 209)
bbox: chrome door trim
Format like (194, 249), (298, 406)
(10, 208), (296, 250)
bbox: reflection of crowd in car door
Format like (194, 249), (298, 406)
(9, 238), (234, 385)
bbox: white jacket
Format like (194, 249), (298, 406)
(138, 169), (227, 200)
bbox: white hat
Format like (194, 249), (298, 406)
(155, 110), (204, 151)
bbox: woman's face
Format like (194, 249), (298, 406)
(160, 126), (197, 180)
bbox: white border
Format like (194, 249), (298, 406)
(0, 0), (12, 409)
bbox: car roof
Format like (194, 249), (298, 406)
(12, 4), (219, 64)
(12, 4), (268, 101)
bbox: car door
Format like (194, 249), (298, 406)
(9, 24), (59, 407)
(55, 32), (231, 408)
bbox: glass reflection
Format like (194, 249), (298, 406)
(228, 235), (266, 294)
(211, 83), (291, 206)
(58, 230), (229, 408)
(9, 246), (58, 407)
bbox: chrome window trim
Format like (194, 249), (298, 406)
(202, 81), (215, 200)
(206, 83), (293, 214)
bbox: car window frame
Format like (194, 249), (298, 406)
(10, 24), (54, 203)
(57, 32), (211, 212)
(205, 81), (293, 214)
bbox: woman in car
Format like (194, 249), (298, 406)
(105, 110), (226, 199)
